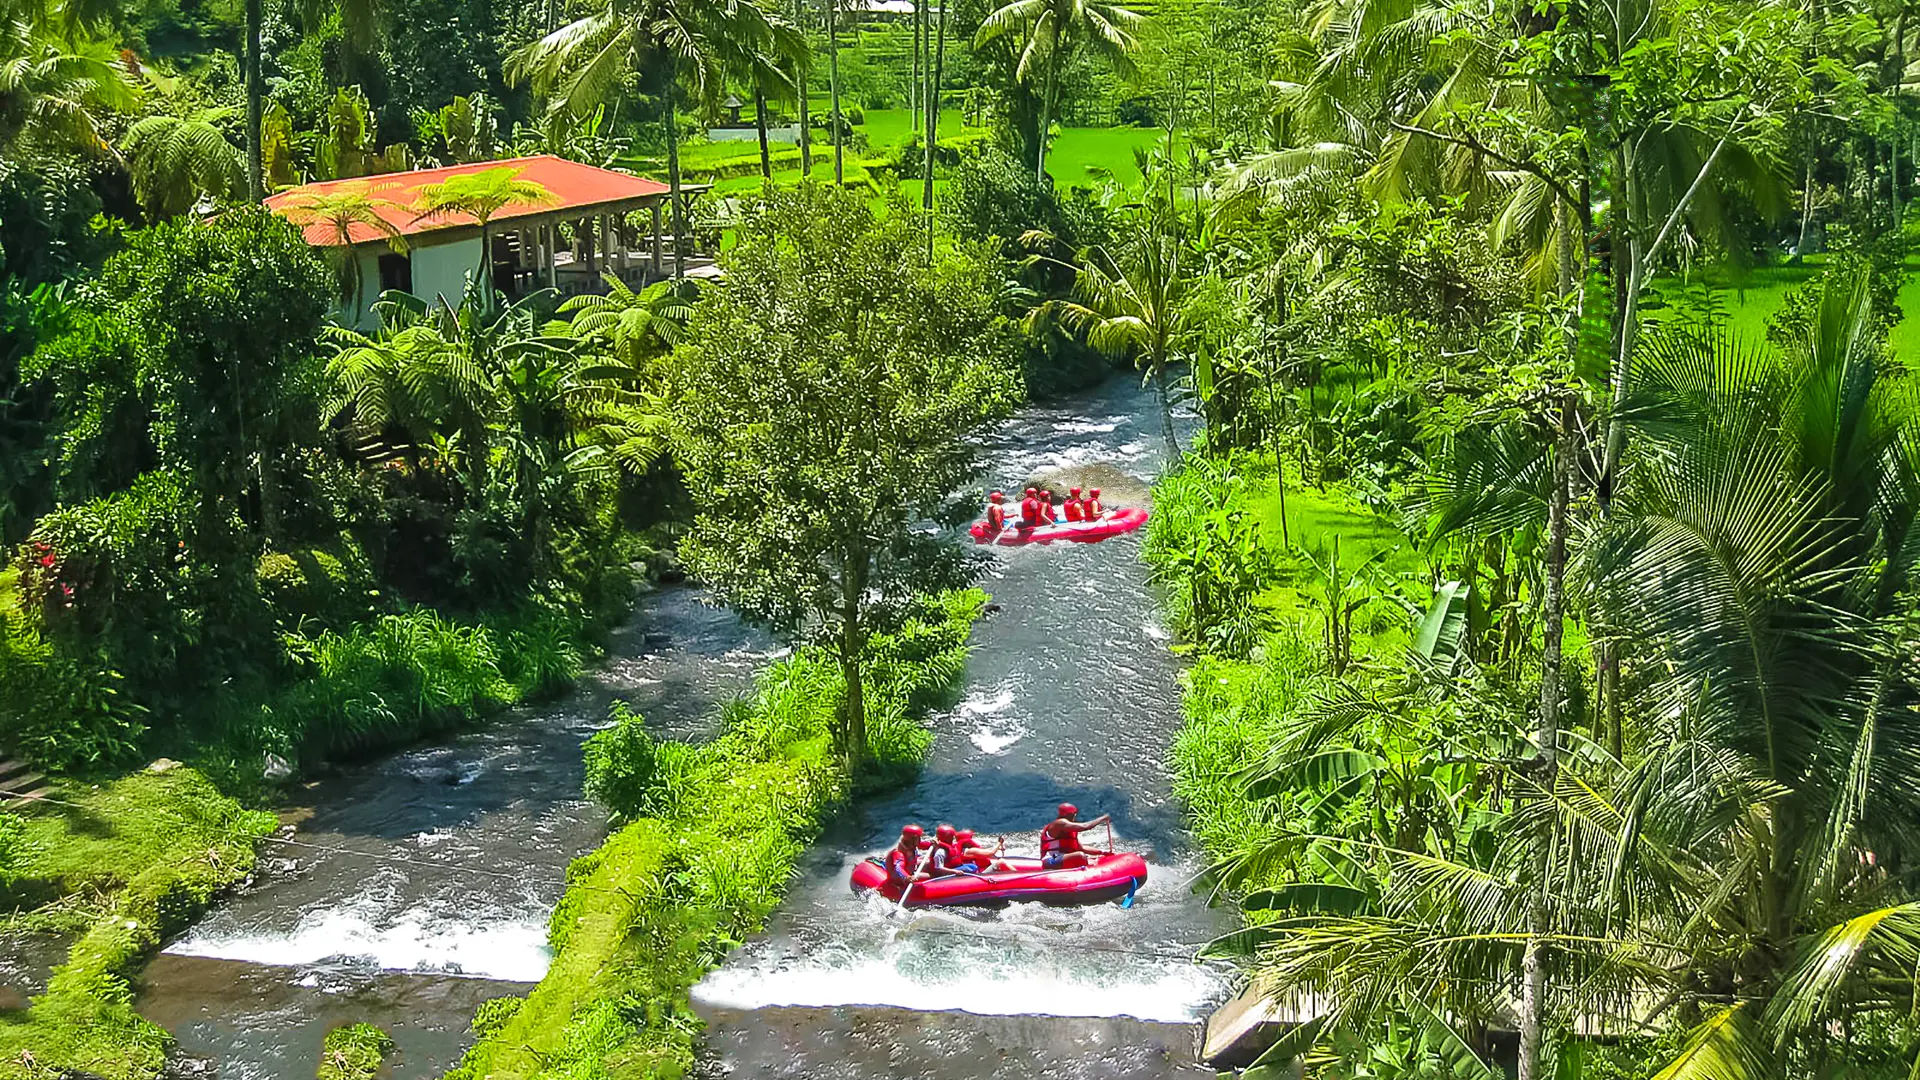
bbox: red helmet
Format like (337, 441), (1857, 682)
(990, 491), (1004, 502)
(1070, 487), (1082, 495)
(1090, 489), (1101, 497)
(935, 823), (957, 842)
(955, 829), (975, 844)
(1057, 803), (1078, 820)
(1025, 487), (1037, 497)
(900, 824), (924, 842)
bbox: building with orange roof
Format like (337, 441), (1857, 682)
(265, 154), (710, 328)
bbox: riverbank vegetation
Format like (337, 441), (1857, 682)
(448, 588), (984, 1080)
(1114, 0), (1920, 1069)
(0, 767), (275, 1078)
(316, 1023), (395, 1080)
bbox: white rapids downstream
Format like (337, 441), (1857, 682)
(135, 375), (1234, 1079)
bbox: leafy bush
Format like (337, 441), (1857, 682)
(0, 607), (146, 773)
(581, 703), (661, 820)
(275, 609), (517, 760)
(254, 539), (377, 633)
(317, 1022), (395, 1080)
(496, 608), (585, 701)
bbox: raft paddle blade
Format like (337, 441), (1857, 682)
(1121, 877), (1139, 908)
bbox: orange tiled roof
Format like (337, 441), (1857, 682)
(264, 154), (670, 247)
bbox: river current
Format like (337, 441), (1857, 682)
(133, 374), (1232, 1078)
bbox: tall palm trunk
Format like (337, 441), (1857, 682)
(828, 0), (844, 184)
(245, 0), (264, 201)
(921, 0), (946, 212)
(795, 0), (812, 177)
(1518, 399), (1573, 1080)
(1036, 42), (1060, 183)
(664, 83), (687, 278)
(756, 87), (773, 180)
(910, 0), (922, 134)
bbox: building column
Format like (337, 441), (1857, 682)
(546, 222), (558, 289)
(651, 202), (663, 277)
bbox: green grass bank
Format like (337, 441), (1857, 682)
(0, 767), (276, 1080)
(442, 589), (986, 1080)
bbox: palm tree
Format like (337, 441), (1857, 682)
(973, 0), (1141, 183)
(1219, 275), (1920, 1080)
(411, 166), (555, 311)
(1030, 197), (1193, 459)
(276, 180), (409, 317)
(121, 108), (246, 218)
(0, 19), (137, 158)
(509, 0), (787, 276)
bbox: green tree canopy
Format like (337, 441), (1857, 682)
(665, 183), (1021, 769)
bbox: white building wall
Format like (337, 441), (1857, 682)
(409, 238), (482, 314)
(338, 236), (480, 330)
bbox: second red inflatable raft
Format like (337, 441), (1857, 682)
(970, 507), (1149, 546)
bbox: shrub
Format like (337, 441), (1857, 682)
(318, 1023), (395, 1080)
(255, 539), (377, 633)
(581, 703), (661, 820)
(275, 609), (516, 760)
(497, 608), (585, 701)
(0, 607), (146, 773)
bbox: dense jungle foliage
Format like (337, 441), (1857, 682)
(9, 0), (1920, 1072)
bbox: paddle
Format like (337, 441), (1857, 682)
(892, 846), (933, 913)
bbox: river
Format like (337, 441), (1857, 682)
(135, 374), (1232, 1078)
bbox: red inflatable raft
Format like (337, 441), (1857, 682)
(970, 507), (1149, 546)
(849, 851), (1149, 908)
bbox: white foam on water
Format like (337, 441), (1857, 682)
(969, 720), (1028, 755)
(694, 952), (1217, 1022)
(166, 894), (553, 981)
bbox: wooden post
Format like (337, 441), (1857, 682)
(546, 222), (558, 289)
(615, 213), (629, 276)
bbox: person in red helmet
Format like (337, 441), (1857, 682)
(983, 491), (1008, 537)
(1019, 487), (1042, 530)
(954, 828), (1004, 874)
(1085, 488), (1104, 518)
(927, 823), (968, 876)
(885, 825), (933, 889)
(1041, 489), (1059, 523)
(1040, 803), (1111, 870)
(1064, 487), (1087, 522)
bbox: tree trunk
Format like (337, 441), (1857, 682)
(837, 548), (870, 769)
(1155, 354), (1179, 461)
(756, 87), (773, 180)
(664, 85), (687, 278)
(479, 220), (492, 311)
(1036, 43), (1060, 183)
(1518, 398), (1573, 1080)
(245, 0), (264, 201)
(796, 0), (812, 178)
(921, 0), (946, 213)
(911, 0), (922, 134)
(828, 0), (844, 185)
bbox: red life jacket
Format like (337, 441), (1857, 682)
(1085, 498), (1103, 518)
(1040, 821), (1083, 856)
(1064, 499), (1085, 522)
(1042, 498), (1057, 523)
(986, 504), (1006, 532)
(1019, 498), (1040, 527)
(884, 846), (919, 884)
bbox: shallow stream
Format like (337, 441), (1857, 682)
(133, 374), (1232, 1079)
